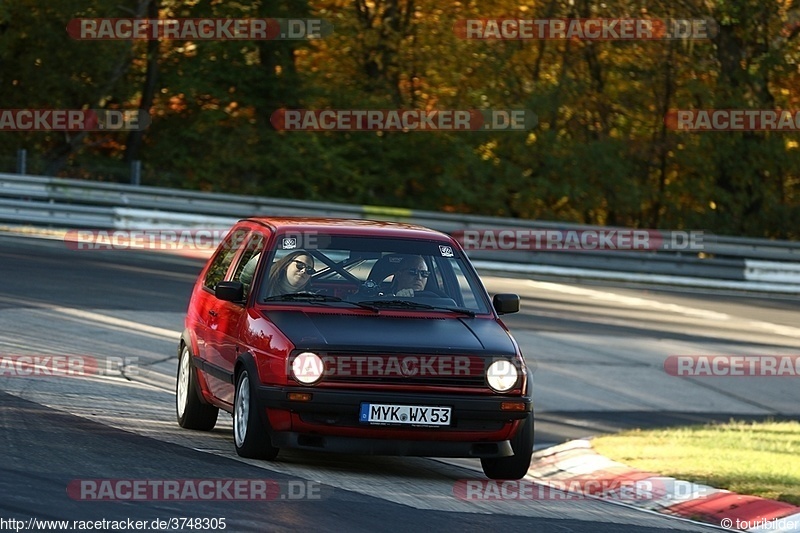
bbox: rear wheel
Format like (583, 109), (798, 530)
(481, 414), (534, 480)
(176, 345), (218, 430)
(233, 369), (279, 459)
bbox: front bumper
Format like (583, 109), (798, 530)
(269, 432), (515, 458)
(255, 385), (532, 458)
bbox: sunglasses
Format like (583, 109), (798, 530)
(405, 268), (430, 278)
(293, 260), (316, 275)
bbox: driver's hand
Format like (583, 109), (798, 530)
(395, 288), (414, 297)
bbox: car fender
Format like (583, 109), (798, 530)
(180, 328), (200, 359)
(234, 351), (278, 432)
(179, 328), (215, 404)
(525, 366), (534, 400)
(509, 367), (535, 439)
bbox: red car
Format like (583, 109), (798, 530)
(176, 218), (533, 479)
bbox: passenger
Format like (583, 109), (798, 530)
(265, 251), (315, 296)
(390, 255), (429, 297)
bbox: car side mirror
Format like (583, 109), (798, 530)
(493, 293), (520, 315)
(216, 281), (245, 303)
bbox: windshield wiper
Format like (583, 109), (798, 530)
(359, 299), (476, 316)
(432, 306), (476, 317)
(359, 299), (435, 310)
(267, 295), (473, 316)
(264, 292), (327, 301)
(264, 293), (379, 312)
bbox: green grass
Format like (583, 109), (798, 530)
(591, 420), (800, 506)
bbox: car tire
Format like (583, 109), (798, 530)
(233, 369), (279, 460)
(480, 414), (534, 480)
(176, 345), (219, 430)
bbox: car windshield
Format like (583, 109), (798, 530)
(255, 234), (491, 314)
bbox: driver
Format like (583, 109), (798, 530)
(389, 255), (429, 297)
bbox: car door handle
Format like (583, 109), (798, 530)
(209, 309), (218, 317)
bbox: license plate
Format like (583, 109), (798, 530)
(359, 403), (451, 426)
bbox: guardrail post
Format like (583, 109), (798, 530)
(131, 160), (141, 186)
(16, 149), (27, 175)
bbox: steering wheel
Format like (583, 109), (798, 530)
(356, 279), (380, 297)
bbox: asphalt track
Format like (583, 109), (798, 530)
(1, 233), (798, 532)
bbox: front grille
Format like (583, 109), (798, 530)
(315, 353), (489, 389)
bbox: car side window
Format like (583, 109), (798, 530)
(231, 233), (266, 299)
(203, 228), (249, 291)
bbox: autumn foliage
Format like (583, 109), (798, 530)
(0, 0), (798, 238)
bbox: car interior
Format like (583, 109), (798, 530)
(257, 247), (467, 309)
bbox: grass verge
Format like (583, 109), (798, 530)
(591, 419), (800, 506)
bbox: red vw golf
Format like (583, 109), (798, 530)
(176, 218), (533, 479)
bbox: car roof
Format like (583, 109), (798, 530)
(242, 217), (452, 241)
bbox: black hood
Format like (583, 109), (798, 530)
(264, 310), (517, 355)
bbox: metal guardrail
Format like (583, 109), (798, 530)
(1, 172), (799, 290)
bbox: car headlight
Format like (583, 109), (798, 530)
(292, 352), (324, 385)
(486, 359), (519, 392)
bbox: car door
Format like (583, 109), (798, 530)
(194, 227), (250, 403)
(206, 231), (268, 406)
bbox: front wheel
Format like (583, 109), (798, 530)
(176, 345), (218, 430)
(481, 414), (534, 480)
(233, 369), (279, 460)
